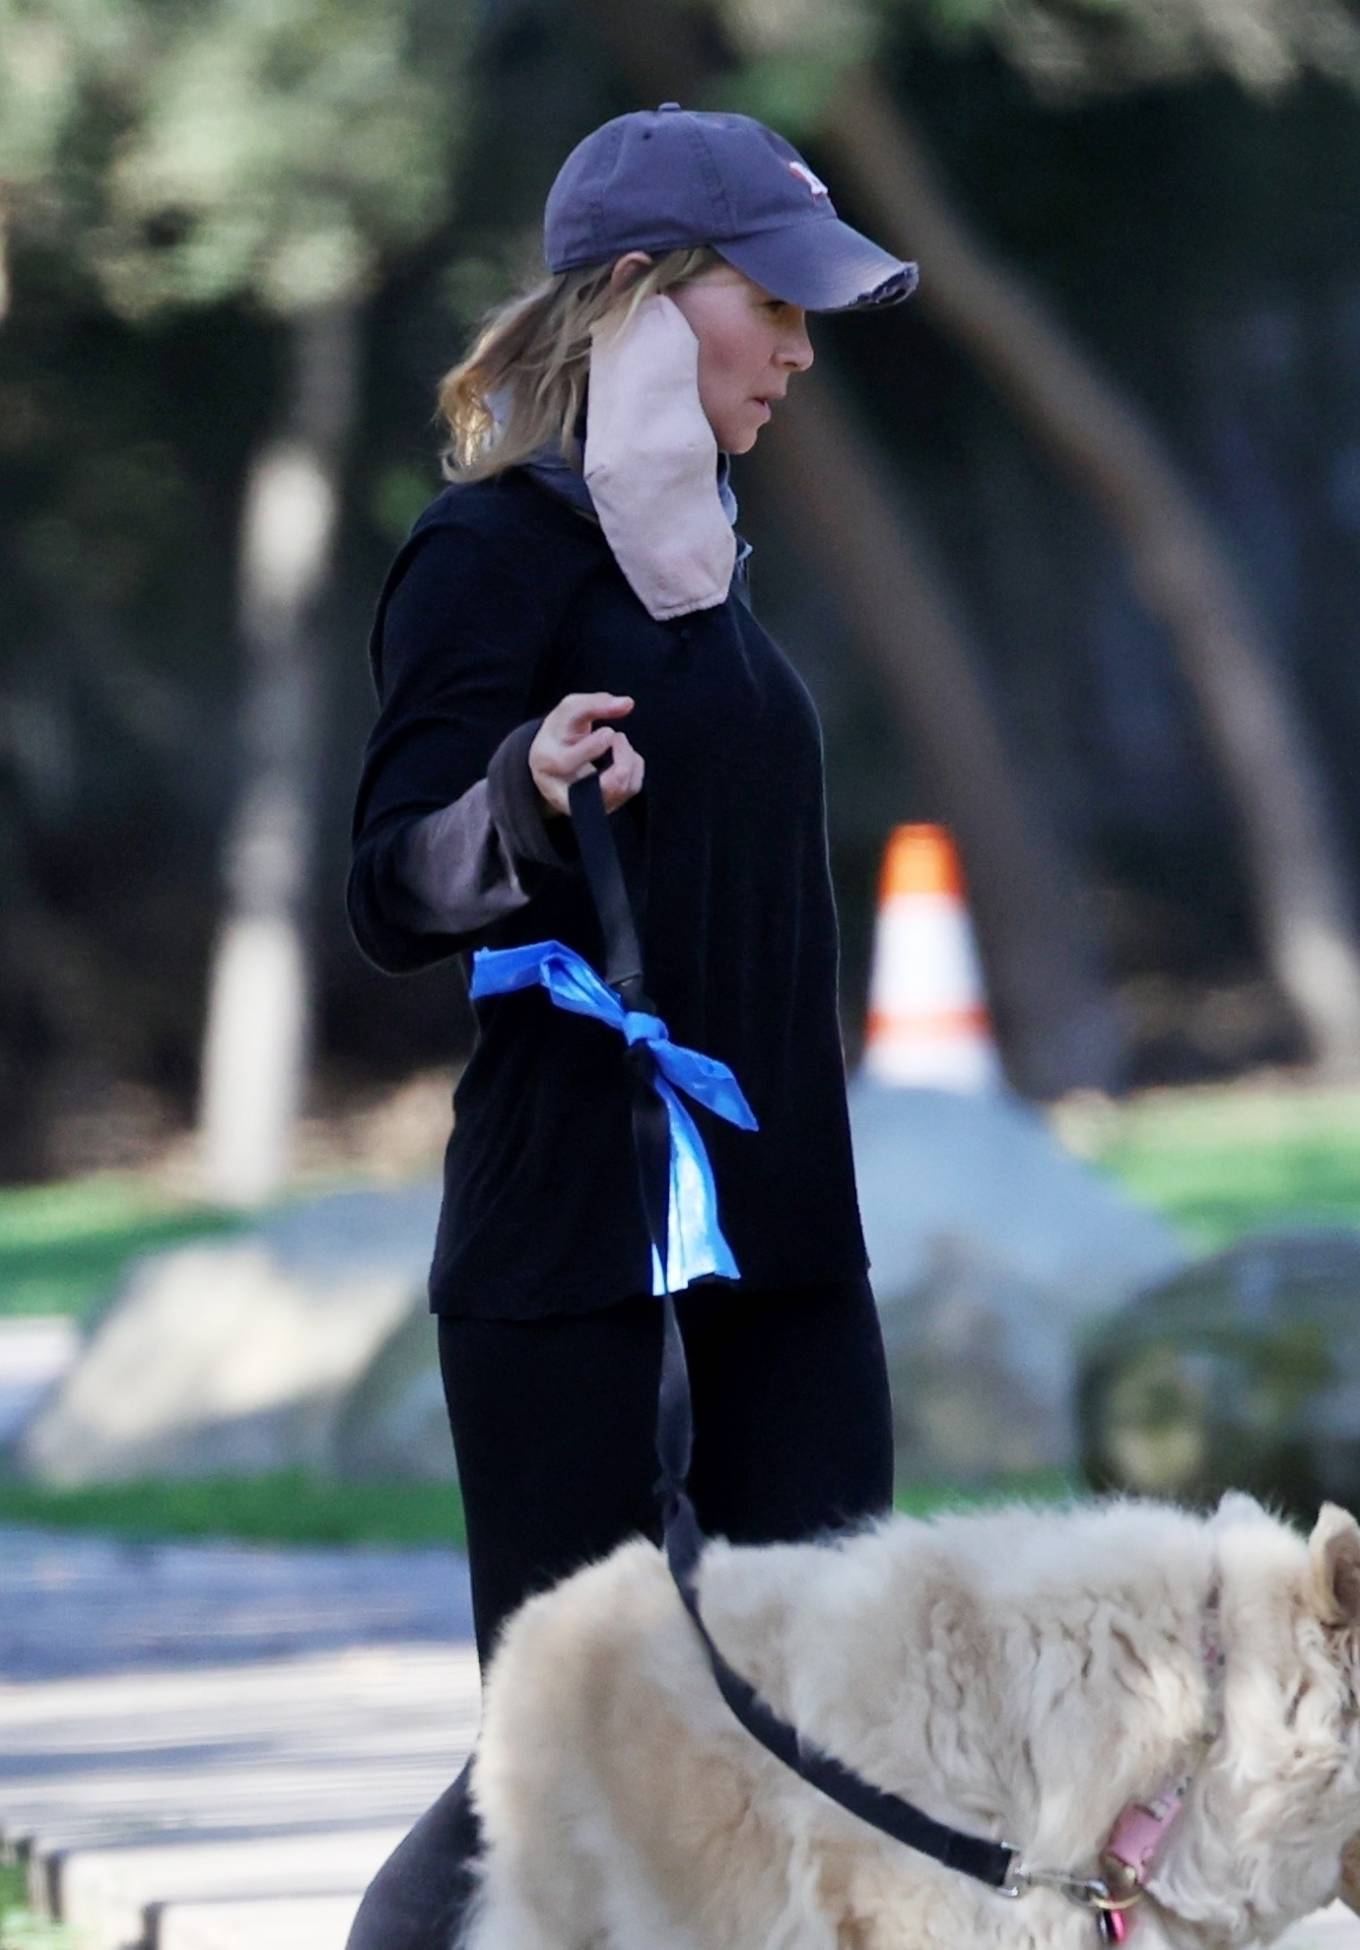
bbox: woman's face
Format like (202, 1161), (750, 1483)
(611, 254), (815, 454)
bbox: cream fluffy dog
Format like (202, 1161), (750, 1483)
(463, 1495), (1360, 1949)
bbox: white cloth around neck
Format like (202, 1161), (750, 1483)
(584, 294), (737, 622)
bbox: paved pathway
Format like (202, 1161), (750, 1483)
(2, 1523), (1358, 1950)
(0, 1526), (477, 1949)
(0, 1524), (473, 1681)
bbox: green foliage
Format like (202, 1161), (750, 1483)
(703, 0), (1360, 158)
(0, 1468), (467, 1548)
(0, 1862), (74, 1950)
(922, 0), (1008, 31)
(0, 0), (479, 318)
(0, 0), (138, 198)
(710, 0), (1360, 105)
(369, 460), (441, 544)
(704, 0), (878, 136)
(705, 53), (858, 140)
(100, 0), (469, 315)
(882, 0), (1360, 98)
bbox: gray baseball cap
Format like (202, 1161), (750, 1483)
(544, 102), (918, 314)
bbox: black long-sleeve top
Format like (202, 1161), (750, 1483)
(347, 464), (868, 1317)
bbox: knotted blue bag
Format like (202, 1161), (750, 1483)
(468, 937), (757, 1295)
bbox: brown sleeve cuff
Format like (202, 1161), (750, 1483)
(486, 719), (579, 870)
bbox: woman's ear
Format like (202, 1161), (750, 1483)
(608, 251), (654, 295)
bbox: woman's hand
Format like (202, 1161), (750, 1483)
(528, 693), (645, 819)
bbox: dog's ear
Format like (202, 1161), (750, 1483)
(1308, 1505), (1360, 1626)
(1337, 1832), (1360, 1915)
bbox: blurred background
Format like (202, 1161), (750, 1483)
(4, 0), (1360, 1185)
(4, 2), (1360, 1942)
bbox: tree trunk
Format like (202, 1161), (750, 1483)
(753, 380), (1122, 1096)
(818, 69), (1360, 1069)
(576, 0), (1121, 1093)
(196, 298), (359, 1205)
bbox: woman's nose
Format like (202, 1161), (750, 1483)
(781, 325), (814, 372)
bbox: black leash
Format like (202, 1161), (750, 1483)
(565, 771), (1016, 1893)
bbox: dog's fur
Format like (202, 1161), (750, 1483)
(463, 1494), (1360, 1948)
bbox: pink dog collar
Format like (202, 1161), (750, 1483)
(1095, 1585), (1228, 1942)
(1004, 1581), (1225, 1946)
(1098, 1785), (1189, 1942)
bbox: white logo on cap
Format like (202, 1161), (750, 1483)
(787, 161), (829, 198)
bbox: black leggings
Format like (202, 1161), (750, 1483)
(437, 1273), (895, 1671)
(345, 1277), (893, 1950)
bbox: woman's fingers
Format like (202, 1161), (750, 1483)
(563, 724), (623, 771)
(555, 692), (634, 738)
(596, 736), (644, 812)
(529, 726), (612, 807)
(611, 757), (645, 813)
(545, 725), (643, 788)
(529, 696), (644, 818)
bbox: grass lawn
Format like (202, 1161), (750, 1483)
(2, 1081), (1359, 1549)
(0, 1861), (73, 1948)
(0, 1468), (468, 1551)
(0, 1465), (1080, 1550)
(0, 1175), (247, 1321)
(1052, 1080), (1360, 1249)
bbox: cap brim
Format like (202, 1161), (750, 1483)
(716, 217), (918, 313)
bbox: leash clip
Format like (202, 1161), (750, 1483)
(1000, 1862), (1143, 1914)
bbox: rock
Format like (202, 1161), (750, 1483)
(849, 1080), (1186, 1483)
(15, 1083), (1189, 1494)
(333, 1303), (455, 1483)
(0, 1316), (80, 1449)
(1076, 1228), (1360, 1518)
(13, 1184), (442, 1486)
(850, 1081), (1184, 1314)
(879, 1236), (1079, 1482)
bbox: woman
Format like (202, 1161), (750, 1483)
(345, 101), (918, 1950)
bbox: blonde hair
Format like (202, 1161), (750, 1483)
(437, 246), (724, 484)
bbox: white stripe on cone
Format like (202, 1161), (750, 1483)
(864, 885), (1001, 1092)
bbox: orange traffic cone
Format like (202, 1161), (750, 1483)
(862, 824), (1001, 1091)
